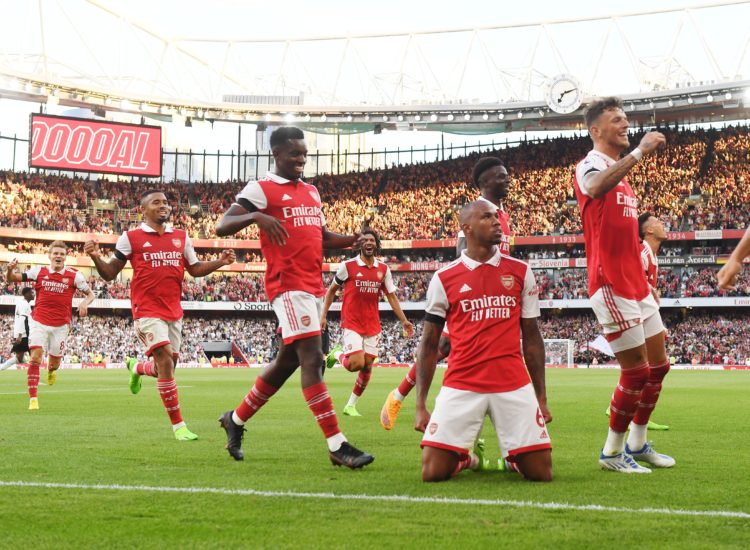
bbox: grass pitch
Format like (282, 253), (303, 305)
(0, 367), (748, 549)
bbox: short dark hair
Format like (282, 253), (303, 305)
(361, 228), (381, 253)
(270, 126), (305, 149)
(471, 157), (504, 188)
(140, 189), (165, 201)
(21, 287), (33, 296)
(638, 211), (655, 240)
(583, 97), (624, 128)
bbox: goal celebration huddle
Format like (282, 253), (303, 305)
(6, 99), (746, 480)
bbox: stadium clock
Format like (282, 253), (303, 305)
(545, 74), (583, 114)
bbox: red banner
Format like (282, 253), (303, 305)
(30, 114), (162, 177)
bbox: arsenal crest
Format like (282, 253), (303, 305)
(62, 277), (70, 285)
(377, 272), (384, 280)
(300, 315), (311, 327)
(309, 190), (319, 201)
(428, 423), (438, 435)
(501, 275), (515, 290)
(172, 239), (182, 248)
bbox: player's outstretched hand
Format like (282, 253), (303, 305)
(637, 131), (666, 156)
(717, 259), (741, 291)
(6, 258), (18, 272)
(402, 320), (415, 338)
(220, 249), (236, 265)
(320, 316), (328, 331)
(254, 213), (288, 246)
(415, 405), (431, 433)
(351, 232), (365, 251)
(84, 239), (100, 258)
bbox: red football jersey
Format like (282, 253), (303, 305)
(335, 256), (397, 336)
(574, 150), (649, 301)
(425, 249), (540, 393)
(457, 197), (513, 255)
(25, 265), (89, 327)
(116, 223), (198, 321)
(237, 173), (326, 303)
(640, 242), (658, 289)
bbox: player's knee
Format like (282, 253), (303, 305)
(347, 355), (365, 372)
(421, 463), (451, 482)
(523, 466), (553, 482)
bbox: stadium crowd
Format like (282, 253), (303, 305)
(1, 125), (749, 239)
(1, 265), (747, 303)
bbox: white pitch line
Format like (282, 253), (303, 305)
(0, 386), (194, 395)
(0, 480), (747, 519)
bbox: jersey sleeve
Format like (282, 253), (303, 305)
(235, 181), (267, 211)
(521, 266), (541, 319)
(115, 232), (132, 260)
(575, 154), (608, 198)
(425, 273), (449, 320)
(383, 266), (397, 294)
(23, 265), (42, 281)
(183, 234), (200, 266)
(334, 262), (348, 285)
(74, 271), (90, 292)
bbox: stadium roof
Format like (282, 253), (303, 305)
(0, 0), (749, 133)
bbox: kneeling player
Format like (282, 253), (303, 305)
(415, 201), (552, 482)
(321, 229), (414, 416)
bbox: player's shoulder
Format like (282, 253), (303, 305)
(434, 258), (464, 278)
(499, 254), (531, 275)
(576, 149), (604, 169)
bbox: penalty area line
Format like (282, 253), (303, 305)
(0, 480), (747, 519)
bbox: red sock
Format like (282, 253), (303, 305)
(352, 369), (372, 397)
(27, 364), (40, 398)
(156, 378), (183, 426)
(136, 360), (157, 377)
(633, 361), (670, 425)
(452, 455), (472, 477)
(397, 364), (417, 397)
(235, 377), (279, 422)
(303, 382), (341, 438)
(610, 362), (649, 432)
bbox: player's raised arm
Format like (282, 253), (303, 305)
(322, 228), (360, 249)
(216, 182), (289, 245)
(5, 259), (23, 283)
(186, 249), (236, 278)
(717, 225), (750, 290)
(85, 239), (125, 281)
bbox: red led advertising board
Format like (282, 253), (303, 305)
(29, 113), (162, 177)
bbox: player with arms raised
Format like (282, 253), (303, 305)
(415, 200), (552, 482)
(575, 97), (674, 473)
(381, 157), (513, 430)
(85, 190), (235, 440)
(6, 242), (95, 410)
(216, 126), (374, 469)
(321, 228), (415, 417)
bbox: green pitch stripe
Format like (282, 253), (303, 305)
(1, 480), (748, 519)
